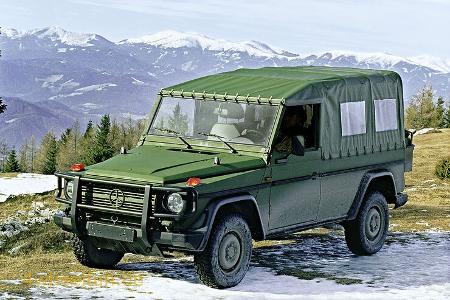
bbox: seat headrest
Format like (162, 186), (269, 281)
(213, 103), (245, 119)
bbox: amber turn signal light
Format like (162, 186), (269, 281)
(186, 177), (201, 186)
(71, 163), (86, 172)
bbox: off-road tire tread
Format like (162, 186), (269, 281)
(344, 191), (389, 255)
(72, 235), (124, 269)
(194, 214), (252, 289)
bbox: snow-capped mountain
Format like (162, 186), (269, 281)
(121, 30), (297, 58)
(1, 27), (449, 148)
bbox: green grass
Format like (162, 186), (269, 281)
(0, 172), (19, 178)
(390, 128), (450, 232)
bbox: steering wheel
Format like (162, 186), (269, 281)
(243, 129), (265, 140)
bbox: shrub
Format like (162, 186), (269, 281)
(435, 157), (450, 179)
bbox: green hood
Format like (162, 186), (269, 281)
(84, 145), (266, 184)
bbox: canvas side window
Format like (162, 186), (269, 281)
(374, 99), (398, 132)
(340, 101), (366, 136)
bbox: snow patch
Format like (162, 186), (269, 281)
(131, 77), (148, 86)
(0, 173), (57, 202)
(81, 102), (102, 110)
(5, 118), (19, 124)
(49, 92), (83, 100)
(76, 83), (117, 92)
(415, 128), (441, 135)
(35, 74), (64, 84)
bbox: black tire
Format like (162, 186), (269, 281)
(72, 235), (124, 268)
(194, 214), (252, 288)
(344, 191), (389, 255)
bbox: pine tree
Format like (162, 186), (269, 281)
(443, 105), (450, 129)
(84, 120), (94, 139)
(89, 114), (114, 164)
(81, 120), (95, 163)
(0, 98), (6, 114)
(168, 103), (189, 134)
(4, 149), (20, 173)
(436, 97), (445, 128)
(42, 133), (58, 175)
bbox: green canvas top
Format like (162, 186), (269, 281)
(163, 66), (401, 105)
(162, 66), (405, 159)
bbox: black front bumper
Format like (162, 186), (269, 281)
(394, 193), (408, 208)
(54, 213), (205, 254)
(53, 174), (204, 255)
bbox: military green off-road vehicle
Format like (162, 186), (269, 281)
(54, 66), (414, 288)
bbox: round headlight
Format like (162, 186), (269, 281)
(166, 193), (185, 214)
(64, 180), (74, 199)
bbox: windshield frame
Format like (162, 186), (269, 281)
(145, 95), (282, 153)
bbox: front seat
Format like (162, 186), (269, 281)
(210, 103), (245, 140)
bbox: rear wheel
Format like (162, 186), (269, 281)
(344, 191), (389, 255)
(72, 235), (124, 268)
(194, 214), (252, 288)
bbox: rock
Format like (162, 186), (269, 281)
(0, 218), (30, 238)
(32, 201), (45, 211)
(8, 243), (27, 256)
(38, 208), (54, 219)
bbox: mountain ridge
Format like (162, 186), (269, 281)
(1, 26), (449, 148)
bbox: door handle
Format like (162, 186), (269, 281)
(311, 172), (319, 180)
(275, 157), (288, 164)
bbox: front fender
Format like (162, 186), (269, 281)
(196, 194), (266, 251)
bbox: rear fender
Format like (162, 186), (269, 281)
(346, 171), (396, 220)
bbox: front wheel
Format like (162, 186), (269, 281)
(194, 214), (252, 288)
(344, 191), (389, 255)
(72, 235), (124, 268)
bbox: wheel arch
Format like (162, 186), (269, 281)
(197, 193), (266, 251)
(346, 170), (396, 221)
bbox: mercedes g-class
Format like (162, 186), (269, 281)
(54, 66), (414, 288)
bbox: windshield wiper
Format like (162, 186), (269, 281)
(154, 127), (192, 149)
(198, 132), (237, 153)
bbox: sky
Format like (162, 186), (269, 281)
(1, 0), (450, 59)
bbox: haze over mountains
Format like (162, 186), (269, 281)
(1, 26), (449, 148)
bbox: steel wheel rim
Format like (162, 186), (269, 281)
(365, 207), (382, 241)
(218, 232), (242, 272)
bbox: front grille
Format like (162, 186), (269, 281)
(80, 182), (146, 214)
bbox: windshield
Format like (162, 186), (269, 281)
(148, 97), (278, 146)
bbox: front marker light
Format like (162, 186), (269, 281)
(64, 180), (74, 199)
(166, 193), (185, 214)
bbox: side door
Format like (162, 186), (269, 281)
(268, 150), (322, 230)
